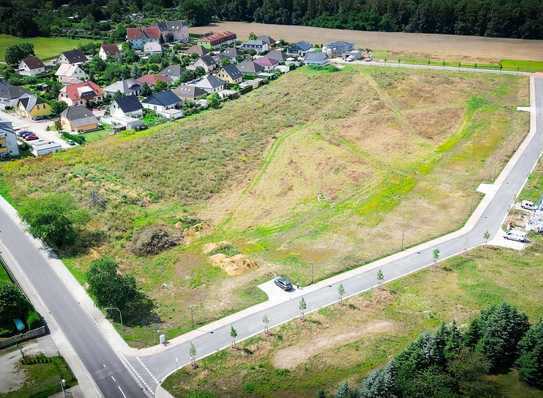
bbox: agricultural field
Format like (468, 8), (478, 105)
(0, 65), (530, 346)
(190, 21), (543, 64)
(0, 34), (98, 61)
(163, 237), (543, 398)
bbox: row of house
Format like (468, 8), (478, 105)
(126, 21), (189, 50)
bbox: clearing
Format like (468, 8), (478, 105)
(0, 35), (97, 61)
(190, 21), (543, 64)
(0, 65), (530, 347)
(163, 236), (543, 398)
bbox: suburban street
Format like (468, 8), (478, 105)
(0, 72), (541, 397)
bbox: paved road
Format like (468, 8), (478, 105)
(0, 72), (540, 397)
(0, 212), (149, 397)
(134, 75), (543, 388)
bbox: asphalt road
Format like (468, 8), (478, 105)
(0, 74), (540, 397)
(136, 75), (543, 386)
(0, 213), (149, 397)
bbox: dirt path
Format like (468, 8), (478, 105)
(272, 320), (396, 370)
(190, 21), (543, 62)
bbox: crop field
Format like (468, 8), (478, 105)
(190, 22), (543, 63)
(0, 35), (97, 61)
(0, 65), (530, 346)
(163, 237), (543, 398)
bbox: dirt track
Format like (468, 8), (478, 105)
(190, 21), (543, 61)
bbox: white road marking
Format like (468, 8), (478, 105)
(136, 357), (160, 384)
(118, 386), (127, 398)
(111, 375), (117, 383)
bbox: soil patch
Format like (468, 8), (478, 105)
(272, 319), (396, 369)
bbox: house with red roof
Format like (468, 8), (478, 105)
(197, 31), (237, 50)
(136, 74), (170, 88)
(126, 26), (161, 50)
(58, 81), (103, 107)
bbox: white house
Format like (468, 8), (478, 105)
(98, 43), (121, 61)
(141, 90), (183, 119)
(192, 75), (227, 93)
(18, 56), (46, 76)
(0, 119), (19, 157)
(55, 64), (88, 85)
(109, 95), (145, 130)
(143, 41), (163, 55)
(240, 39), (269, 54)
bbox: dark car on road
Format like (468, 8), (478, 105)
(274, 276), (294, 291)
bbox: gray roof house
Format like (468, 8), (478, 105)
(237, 60), (265, 76)
(192, 75), (227, 93)
(173, 84), (207, 101)
(304, 52), (329, 66)
(156, 20), (189, 43)
(0, 79), (30, 109)
(222, 47), (240, 62)
(112, 95), (143, 117)
(287, 41), (312, 56)
(322, 41), (354, 57)
(160, 64), (184, 82)
(257, 35), (276, 46)
(142, 90), (183, 119)
(216, 64), (243, 84)
(240, 39), (269, 54)
(265, 49), (286, 63)
(60, 105), (99, 132)
(186, 45), (208, 57)
(58, 49), (88, 65)
(104, 79), (143, 97)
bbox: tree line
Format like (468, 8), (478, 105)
(327, 302), (543, 398)
(0, 0), (541, 39)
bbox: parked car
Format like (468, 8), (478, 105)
(17, 130), (32, 137)
(24, 134), (39, 141)
(274, 276), (294, 291)
(521, 200), (537, 211)
(504, 230), (528, 243)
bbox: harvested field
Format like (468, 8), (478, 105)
(0, 65), (530, 347)
(190, 21), (543, 62)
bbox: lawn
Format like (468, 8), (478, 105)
(0, 65), (530, 347)
(163, 237), (543, 398)
(0, 35), (98, 61)
(0, 356), (77, 398)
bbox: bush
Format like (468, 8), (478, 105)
(0, 284), (32, 331)
(19, 193), (89, 250)
(62, 131), (86, 145)
(26, 310), (43, 329)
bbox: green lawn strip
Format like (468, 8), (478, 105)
(0, 34), (98, 60)
(0, 356), (77, 398)
(164, 238), (543, 398)
(500, 59), (543, 73)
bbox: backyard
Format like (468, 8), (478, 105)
(0, 34), (98, 61)
(0, 65), (530, 346)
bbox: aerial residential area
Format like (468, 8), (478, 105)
(0, 1), (543, 398)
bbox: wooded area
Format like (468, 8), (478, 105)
(0, 0), (542, 39)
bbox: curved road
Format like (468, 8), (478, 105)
(0, 73), (541, 397)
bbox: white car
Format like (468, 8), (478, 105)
(521, 200), (537, 211)
(504, 230), (529, 243)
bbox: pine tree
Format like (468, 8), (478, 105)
(517, 320), (543, 388)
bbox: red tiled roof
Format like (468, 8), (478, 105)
(65, 81), (102, 103)
(143, 26), (162, 40)
(136, 74), (170, 87)
(127, 27), (145, 41)
(201, 31), (237, 46)
(101, 43), (120, 56)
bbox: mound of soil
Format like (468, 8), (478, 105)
(131, 226), (180, 256)
(209, 253), (258, 276)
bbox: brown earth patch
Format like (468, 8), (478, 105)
(272, 319), (396, 370)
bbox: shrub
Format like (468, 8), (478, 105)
(0, 284), (32, 331)
(26, 310), (43, 329)
(517, 320), (543, 388)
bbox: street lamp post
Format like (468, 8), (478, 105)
(105, 307), (123, 327)
(60, 378), (66, 398)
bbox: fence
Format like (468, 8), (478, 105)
(0, 325), (49, 349)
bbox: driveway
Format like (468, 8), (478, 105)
(0, 110), (71, 149)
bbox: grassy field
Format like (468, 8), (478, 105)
(0, 65), (530, 347)
(0, 356), (77, 398)
(163, 237), (543, 398)
(0, 35), (97, 61)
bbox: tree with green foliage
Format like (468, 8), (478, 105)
(50, 100), (67, 116)
(299, 297), (307, 320)
(335, 382), (351, 398)
(466, 303), (529, 373)
(189, 342), (197, 368)
(207, 93), (221, 109)
(141, 83), (152, 97)
(337, 283), (345, 303)
(181, 0), (213, 26)
(0, 284), (32, 330)
(517, 320), (543, 388)
(377, 269), (384, 283)
(154, 80), (168, 92)
(230, 325), (238, 347)
(5, 43), (34, 65)
(359, 361), (397, 398)
(86, 257), (155, 325)
(19, 193), (88, 250)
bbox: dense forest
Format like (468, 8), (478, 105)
(0, 0), (542, 39)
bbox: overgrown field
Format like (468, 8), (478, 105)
(163, 238), (543, 398)
(0, 66), (530, 346)
(0, 34), (97, 60)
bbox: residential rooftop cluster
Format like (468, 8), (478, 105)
(0, 23), (371, 158)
